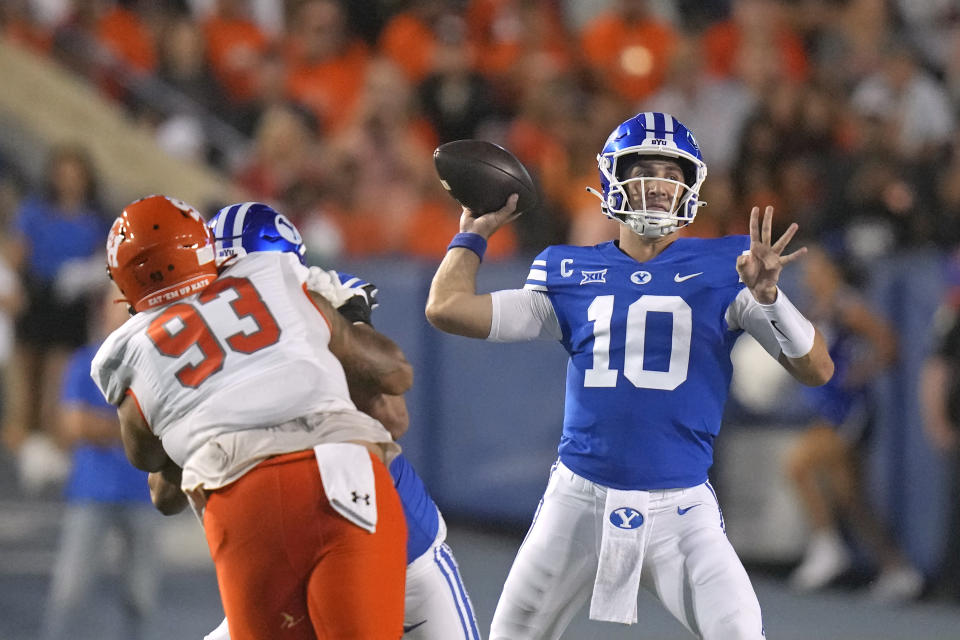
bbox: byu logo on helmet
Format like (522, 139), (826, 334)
(209, 202), (307, 265)
(610, 507), (644, 529)
(274, 213), (302, 245)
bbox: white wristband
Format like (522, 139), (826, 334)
(758, 288), (816, 359)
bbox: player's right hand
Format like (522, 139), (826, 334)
(460, 193), (521, 238)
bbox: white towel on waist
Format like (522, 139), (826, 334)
(313, 443), (377, 533)
(590, 488), (650, 624)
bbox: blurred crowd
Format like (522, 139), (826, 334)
(4, 0), (960, 264)
(4, 0), (960, 626)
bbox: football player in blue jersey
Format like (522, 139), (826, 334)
(425, 112), (834, 640)
(197, 202), (480, 640)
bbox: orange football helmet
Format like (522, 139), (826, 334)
(106, 195), (217, 312)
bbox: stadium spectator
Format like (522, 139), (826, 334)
(378, 0), (463, 85)
(417, 25), (501, 143)
(701, 0), (808, 88)
(850, 38), (956, 162)
(784, 245), (924, 602)
(40, 283), (161, 640)
(201, 0), (270, 106)
(466, 0), (573, 107)
(579, 0), (679, 104)
(283, 0), (371, 134)
(644, 34), (756, 178)
(919, 267), (960, 604)
(2, 144), (110, 494)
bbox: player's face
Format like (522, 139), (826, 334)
(623, 158), (685, 213)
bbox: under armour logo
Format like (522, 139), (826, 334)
(351, 491), (370, 505)
(610, 507), (644, 529)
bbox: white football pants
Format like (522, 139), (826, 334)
(489, 461), (765, 640)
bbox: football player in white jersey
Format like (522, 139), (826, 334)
(196, 201), (480, 640)
(91, 194), (412, 640)
(424, 112), (835, 639)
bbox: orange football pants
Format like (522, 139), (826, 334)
(203, 449), (406, 640)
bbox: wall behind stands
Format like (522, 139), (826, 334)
(336, 250), (953, 573)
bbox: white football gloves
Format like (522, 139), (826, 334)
(306, 267), (379, 324)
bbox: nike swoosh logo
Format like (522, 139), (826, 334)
(770, 319), (789, 341)
(677, 504), (701, 515)
(674, 272), (703, 282)
(404, 620), (428, 633)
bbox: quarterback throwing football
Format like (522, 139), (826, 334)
(425, 112), (834, 640)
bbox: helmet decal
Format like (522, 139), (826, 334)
(208, 202), (307, 265)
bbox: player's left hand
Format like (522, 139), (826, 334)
(332, 271), (378, 325)
(736, 206), (806, 304)
(306, 267), (379, 325)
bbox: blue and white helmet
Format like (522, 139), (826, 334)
(208, 202), (306, 266)
(591, 112), (707, 238)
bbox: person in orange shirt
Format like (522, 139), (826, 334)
(467, 0), (573, 94)
(701, 0), (809, 87)
(202, 0), (271, 105)
(1, 0), (53, 55)
(284, 0), (371, 134)
(579, 0), (678, 104)
(95, 0), (156, 73)
(378, 0), (464, 85)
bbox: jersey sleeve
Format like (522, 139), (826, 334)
(486, 248), (562, 342)
(488, 288), (561, 342)
(522, 247), (552, 292)
(90, 329), (135, 406)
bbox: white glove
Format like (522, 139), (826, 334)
(305, 266), (356, 308)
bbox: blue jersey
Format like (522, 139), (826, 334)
(390, 453), (440, 563)
(62, 343), (150, 503)
(525, 236), (750, 490)
(803, 322), (867, 429)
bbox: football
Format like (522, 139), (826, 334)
(433, 139), (539, 217)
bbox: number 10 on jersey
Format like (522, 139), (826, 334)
(584, 295), (692, 391)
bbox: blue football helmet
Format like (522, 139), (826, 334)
(208, 202), (306, 265)
(588, 112), (708, 238)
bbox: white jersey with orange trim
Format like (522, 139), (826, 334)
(91, 252), (393, 474)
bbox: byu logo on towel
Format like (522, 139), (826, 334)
(610, 507), (644, 529)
